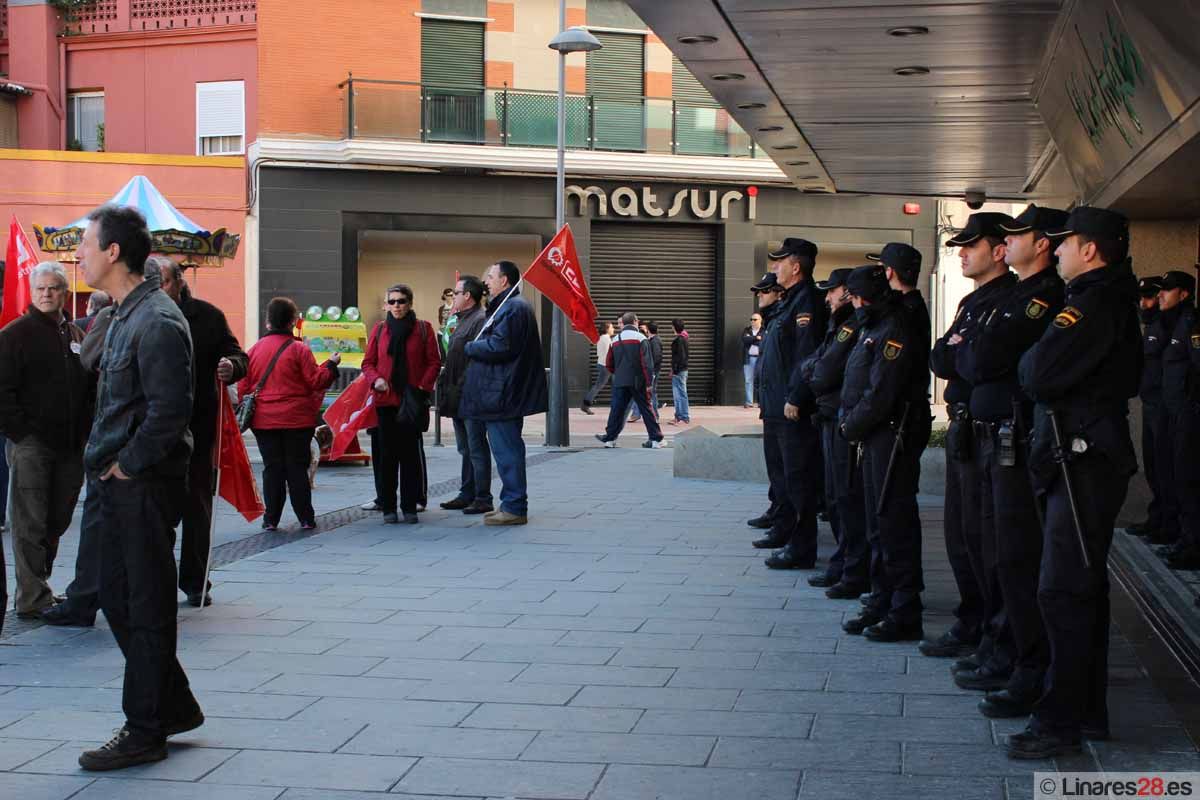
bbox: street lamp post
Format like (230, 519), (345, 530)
(546, 6), (601, 448)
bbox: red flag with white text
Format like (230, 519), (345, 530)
(215, 385), (265, 522)
(523, 224), (600, 344)
(2, 216), (39, 329)
(325, 374), (378, 461)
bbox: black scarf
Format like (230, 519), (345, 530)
(386, 310), (417, 391)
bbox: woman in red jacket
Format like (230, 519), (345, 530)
(361, 284), (441, 524)
(239, 297), (340, 530)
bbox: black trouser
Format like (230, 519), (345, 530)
(1034, 448), (1129, 737)
(605, 385), (663, 442)
(179, 446), (215, 596)
(97, 475), (200, 741)
(860, 409), (928, 625)
(1157, 407), (1181, 542)
(972, 422), (1014, 672)
(1140, 401), (1165, 531)
(822, 418), (868, 586)
(762, 416), (820, 557)
(253, 427), (316, 526)
(61, 477), (102, 621)
(978, 424), (1047, 697)
(376, 406), (426, 514)
(944, 418), (985, 643)
(1174, 403), (1200, 550)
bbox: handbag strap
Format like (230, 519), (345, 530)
(250, 338), (293, 397)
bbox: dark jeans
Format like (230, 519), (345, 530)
(253, 427), (316, 526)
(179, 448), (215, 596)
(376, 407), (425, 514)
(452, 417), (492, 504)
(605, 385), (663, 443)
(1034, 449), (1129, 737)
(822, 418), (868, 586)
(944, 427), (985, 643)
(485, 417), (527, 517)
(1141, 402), (1165, 530)
(762, 416), (821, 557)
(583, 363), (610, 407)
(97, 475), (200, 741)
(62, 477), (102, 621)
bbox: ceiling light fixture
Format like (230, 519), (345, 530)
(757, 125), (783, 132)
(711, 72), (745, 81)
(784, 160), (810, 166)
(677, 34), (718, 44)
(894, 66), (931, 76)
(887, 26), (929, 37)
(799, 175), (820, 180)
(773, 144), (799, 151)
(737, 102), (766, 110)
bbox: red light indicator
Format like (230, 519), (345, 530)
(747, 186), (759, 197)
(903, 202), (921, 215)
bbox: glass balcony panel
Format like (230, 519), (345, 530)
(674, 103), (753, 157)
(423, 86), (485, 144)
(502, 90), (589, 148)
(347, 82), (423, 141)
(592, 97), (645, 152)
(644, 98), (674, 154)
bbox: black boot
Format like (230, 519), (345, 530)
(764, 545), (816, 570)
(918, 628), (979, 658)
(954, 662), (1013, 691)
(825, 581), (869, 600)
(978, 689), (1038, 719)
(746, 514), (773, 529)
(752, 530), (789, 549)
(863, 617), (923, 642)
(807, 572), (839, 588)
(843, 608), (884, 635)
(1006, 725), (1082, 759)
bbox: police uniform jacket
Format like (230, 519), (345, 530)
(929, 273), (1015, 407)
(839, 294), (920, 442)
(1162, 304), (1197, 416)
(1017, 261), (1142, 486)
(802, 303), (859, 422)
(757, 278), (826, 419)
(957, 268), (1063, 422)
(1188, 315), (1200, 403)
(1139, 307), (1167, 406)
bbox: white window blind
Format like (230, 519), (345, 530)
(196, 80), (245, 154)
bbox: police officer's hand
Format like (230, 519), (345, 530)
(784, 402), (800, 421)
(373, 377), (388, 393)
(216, 357), (235, 383)
(947, 333), (963, 346)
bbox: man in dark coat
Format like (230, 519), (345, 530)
(437, 274), (492, 514)
(461, 260), (548, 526)
(148, 256), (247, 607)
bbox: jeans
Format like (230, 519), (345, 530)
(485, 417), (527, 516)
(743, 358), (758, 405)
(452, 417), (492, 503)
(253, 427), (316, 526)
(62, 477), (102, 621)
(376, 407), (426, 514)
(583, 363), (610, 407)
(97, 474), (200, 741)
(671, 372), (690, 422)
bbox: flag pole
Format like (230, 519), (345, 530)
(199, 376), (223, 611)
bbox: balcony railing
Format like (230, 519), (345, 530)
(339, 77), (767, 159)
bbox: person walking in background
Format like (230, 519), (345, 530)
(438, 287), (455, 330)
(74, 290), (111, 333)
(0, 261), (91, 620)
(361, 284), (440, 525)
(669, 318), (691, 425)
(581, 321), (615, 415)
(240, 298), (340, 532)
(436, 275), (492, 515)
(629, 320), (662, 423)
(595, 311), (664, 449)
(742, 312), (765, 407)
(461, 261), (548, 525)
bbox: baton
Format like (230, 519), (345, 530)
(1046, 408), (1091, 570)
(876, 400), (911, 517)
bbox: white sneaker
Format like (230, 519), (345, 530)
(361, 500), (381, 511)
(642, 440), (665, 449)
(594, 434), (616, 448)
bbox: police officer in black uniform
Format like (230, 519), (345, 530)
(839, 265), (926, 641)
(802, 268), (868, 596)
(1177, 307), (1200, 571)
(1158, 270), (1199, 568)
(1009, 206), (1141, 759)
(922, 213), (1018, 666)
(1125, 276), (1167, 539)
(871, 243), (931, 350)
(752, 239), (828, 570)
(957, 205), (1069, 717)
(747, 273), (785, 531)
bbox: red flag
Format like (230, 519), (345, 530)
(2, 216), (39, 329)
(215, 385), (265, 522)
(523, 224), (600, 344)
(324, 374), (378, 461)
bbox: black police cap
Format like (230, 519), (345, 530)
(1160, 270), (1196, 294)
(815, 267), (853, 291)
(1138, 276), (1164, 297)
(768, 238), (818, 262)
(751, 272), (780, 293)
(945, 212), (1017, 247)
(1000, 204), (1071, 235)
(1045, 206), (1129, 241)
(866, 243), (921, 280)
(845, 265), (890, 302)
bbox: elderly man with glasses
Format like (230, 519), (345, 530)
(0, 261), (93, 620)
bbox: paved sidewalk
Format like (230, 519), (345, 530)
(1, 441), (1197, 799)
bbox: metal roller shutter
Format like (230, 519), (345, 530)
(587, 32), (645, 152)
(588, 223), (718, 405)
(421, 19), (484, 143)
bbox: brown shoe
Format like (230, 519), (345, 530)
(484, 510), (528, 526)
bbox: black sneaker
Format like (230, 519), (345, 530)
(440, 497), (472, 510)
(39, 603), (95, 627)
(462, 501), (494, 515)
(78, 727), (167, 771)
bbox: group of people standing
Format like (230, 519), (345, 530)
(582, 316), (691, 432)
(743, 205), (1173, 760)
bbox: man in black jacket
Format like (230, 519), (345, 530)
(0, 261), (92, 619)
(1125, 276), (1166, 539)
(148, 256), (248, 607)
(629, 320), (663, 424)
(597, 312), (664, 448)
(754, 238), (827, 570)
(437, 275), (492, 514)
(668, 319), (691, 425)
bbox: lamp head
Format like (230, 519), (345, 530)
(549, 26), (603, 54)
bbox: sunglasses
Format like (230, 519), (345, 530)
(386, 298), (411, 306)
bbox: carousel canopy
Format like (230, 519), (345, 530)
(33, 175), (240, 262)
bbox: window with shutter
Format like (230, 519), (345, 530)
(196, 81), (245, 155)
(672, 58), (726, 156)
(587, 32), (645, 152)
(421, 18), (485, 143)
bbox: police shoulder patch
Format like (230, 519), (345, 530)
(1053, 306), (1083, 329)
(1025, 298), (1049, 319)
(796, 313), (812, 327)
(836, 325), (854, 343)
(882, 339), (904, 360)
